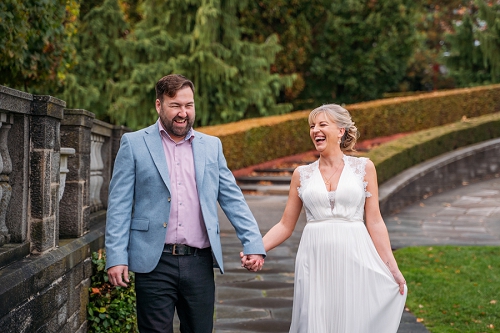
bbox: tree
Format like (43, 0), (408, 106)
(239, 0), (325, 106)
(444, 0), (500, 86)
(305, 0), (418, 105)
(239, 0), (418, 108)
(0, 0), (79, 93)
(109, 0), (294, 129)
(62, 0), (130, 121)
(398, 0), (476, 92)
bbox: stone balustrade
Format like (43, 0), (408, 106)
(0, 85), (129, 332)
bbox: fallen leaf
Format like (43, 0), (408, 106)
(416, 318), (424, 323)
(490, 300), (497, 304)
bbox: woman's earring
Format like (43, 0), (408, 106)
(338, 138), (341, 144)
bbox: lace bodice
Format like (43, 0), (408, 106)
(297, 155), (372, 222)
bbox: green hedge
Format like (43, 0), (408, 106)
(368, 112), (500, 184)
(198, 84), (500, 171)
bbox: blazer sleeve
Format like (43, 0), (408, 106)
(215, 139), (266, 256)
(105, 134), (136, 269)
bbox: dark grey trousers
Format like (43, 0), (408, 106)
(135, 249), (215, 333)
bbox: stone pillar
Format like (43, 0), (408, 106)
(30, 95), (65, 253)
(60, 109), (94, 238)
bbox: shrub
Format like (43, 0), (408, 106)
(88, 250), (138, 333)
(198, 84), (500, 171)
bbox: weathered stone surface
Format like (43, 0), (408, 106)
(0, 86), (32, 114)
(30, 116), (60, 150)
(31, 95), (65, 119)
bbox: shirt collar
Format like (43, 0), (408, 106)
(157, 119), (195, 143)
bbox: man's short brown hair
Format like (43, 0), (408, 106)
(155, 74), (195, 102)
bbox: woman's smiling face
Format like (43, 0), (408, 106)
(309, 112), (343, 152)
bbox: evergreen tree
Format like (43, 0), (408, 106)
(111, 0), (294, 129)
(62, 0), (130, 121)
(239, 0), (325, 105)
(304, 0), (418, 105)
(398, 0), (473, 92)
(444, 0), (500, 85)
(0, 0), (79, 93)
(239, 0), (418, 108)
(477, 0), (500, 82)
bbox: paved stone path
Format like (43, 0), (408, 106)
(213, 176), (500, 333)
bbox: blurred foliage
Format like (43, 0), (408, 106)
(444, 0), (500, 86)
(239, 0), (419, 109)
(88, 250), (138, 333)
(397, 0), (473, 92)
(107, 0), (294, 129)
(61, 0), (130, 122)
(0, 0), (79, 93)
(1, 0), (499, 129)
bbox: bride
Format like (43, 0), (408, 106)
(243, 104), (407, 333)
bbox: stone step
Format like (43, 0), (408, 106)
(252, 167), (296, 174)
(239, 184), (290, 196)
(236, 175), (292, 185)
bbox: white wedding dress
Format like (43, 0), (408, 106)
(290, 155), (407, 333)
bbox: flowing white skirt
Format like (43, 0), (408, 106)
(289, 219), (407, 333)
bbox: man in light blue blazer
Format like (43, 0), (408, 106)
(105, 74), (265, 333)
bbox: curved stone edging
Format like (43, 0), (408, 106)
(379, 137), (500, 215)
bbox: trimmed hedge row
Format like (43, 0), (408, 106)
(198, 84), (500, 171)
(368, 112), (500, 184)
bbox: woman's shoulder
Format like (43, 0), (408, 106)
(344, 154), (374, 176)
(296, 159), (318, 172)
(344, 154), (371, 166)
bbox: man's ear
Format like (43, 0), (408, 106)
(155, 99), (161, 114)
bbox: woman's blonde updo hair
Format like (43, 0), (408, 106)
(308, 104), (359, 152)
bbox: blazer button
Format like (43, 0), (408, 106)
(168, 197), (171, 202)
(163, 223), (167, 228)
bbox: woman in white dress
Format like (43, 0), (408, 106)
(243, 104), (407, 333)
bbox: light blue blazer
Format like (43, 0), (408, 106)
(105, 122), (265, 273)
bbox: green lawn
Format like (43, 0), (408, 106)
(395, 246), (500, 333)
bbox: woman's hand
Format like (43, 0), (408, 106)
(392, 269), (406, 295)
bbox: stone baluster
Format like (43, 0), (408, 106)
(0, 113), (14, 247)
(59, 147), (75, 202)
(90, 134), (105, 212)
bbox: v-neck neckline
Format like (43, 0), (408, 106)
(318, 155), (346, 193)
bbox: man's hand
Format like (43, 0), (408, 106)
(107, 265), (130, 287)
(240, 252), (264, 272)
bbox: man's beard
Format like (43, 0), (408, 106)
(160, 114), (193, 139)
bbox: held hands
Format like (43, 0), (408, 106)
(240, 252), (264, 272)
(107, 265), (130, 287)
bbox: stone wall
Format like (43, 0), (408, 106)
(379, 138), (500, 215)
(0, 85), (129, 333)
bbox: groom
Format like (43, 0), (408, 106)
(105, 74), (265, 332)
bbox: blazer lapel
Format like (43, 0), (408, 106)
(192, 131), (206, 189)
(144, 123), (171, 191)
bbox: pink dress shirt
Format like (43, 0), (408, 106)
(158, 121), (210, 249)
